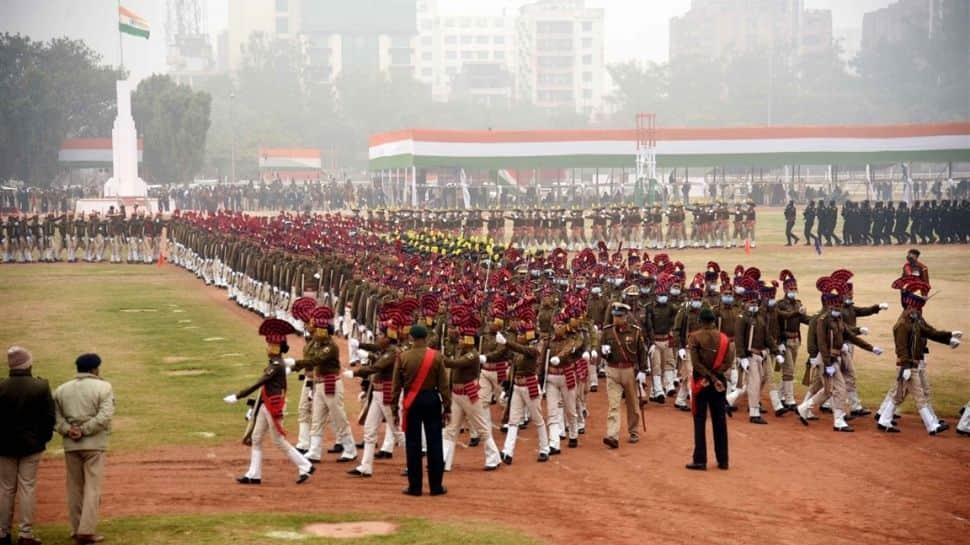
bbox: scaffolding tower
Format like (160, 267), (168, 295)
(635, 112), (657, 182)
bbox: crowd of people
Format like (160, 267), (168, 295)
(786, 199), (970, 247)
(159, 209), (966, 489)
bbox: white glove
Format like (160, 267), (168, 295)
(778, 343), (786, 353)
(902, 368), (912, 381)
(859, 327), (869, 335)
(740, 358), (750, 371)
(825, 365), (836, 377)
(495, 332), (507, 345)
(953, 331), (963, 339)
(775, 354), (785, 364)
(591, 350), (598, 359)
(810, 354), (822, 368)
(349, 338), (360, 351)
(601, 344), (611, 356)
(648, 344), (656, 356)
(341, 369), (354, 379)
(872, 346), (883, 356)
(550, 356), (561, 366)
(244, 407), (253, 421)
(798, 305), (806, 314)
(878, 302), (889, 310)
(582, 351), (591, 361)
(479, 354), (487, 364)
(841, 343), (850, 353)
(223, 394), (238, 404)
(677, 348), (687, 360)
(950, 338), (961, 349)
(357, 391), (366, 402)
(283, 357), (296, 368)
(636, 371), (647, 384)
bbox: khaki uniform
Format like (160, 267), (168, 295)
(501, 338), (550, 459)
(352, 343), (403, 475)
(545, 335), (581, 450)
(442, 345), (501, 470)
(601, 323), (648, 441)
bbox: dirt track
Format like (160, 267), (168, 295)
(32, 267), (970, 545)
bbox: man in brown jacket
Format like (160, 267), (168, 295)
(392, 325), (450, 497)
(53, 353), (115, 545)
(0, 347), (54, 545)
(686, 310), (734, 470)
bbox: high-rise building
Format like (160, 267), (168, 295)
(415, 0), (516, 104)
(801, 9), (834, 56)
(227, 0), (417, 82)
(859, 0), (968, 53)
(515, 0), (605, 116)
(669, 0), (815, 64)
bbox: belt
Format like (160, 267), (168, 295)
(514, 376), (534, 386)
(653, 335), (671, 341)
(607, 362), (635, 369)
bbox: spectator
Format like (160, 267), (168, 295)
(0, 346), (54, 545)
(53, 353), (114, 545)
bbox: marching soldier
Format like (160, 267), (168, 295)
(876, 276), (961, 434)
(600, 302), (648, 448)
(289, 297), (318, 454)
(293, 306), (358, 463)
(222, 318), (314, 485)
(497, 308), (550, 464)
(440, 310), (502, 471)
(776, 270), (809, 410)
(727, 277), (785, 424)
(645, 275), (678, 403)
(545, 314), (581, 454)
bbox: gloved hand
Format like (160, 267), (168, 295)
(496, 332), (507, 345)
(950, 338), (961, 349)
(349, 338), (360, 351)
(841, 343), (850, 353)
(648, 344), (656, 356)
(798, 305), (806, 314)
(636, 371), (647, 384)
(810, 354), (822, 368)
(825, 365), (836, 377)
(223, 394), (238, 404)
(582, 351), (591, 361)
(283, 357), (296, 368)
(859, 327), (869, 335)
(953, 331), (963, 339)
(479, 354), (487, 364)
(550, 356), (561, 366)
(872, 346), (883, 356)
(677, 348), (687, 360)
(590, 350), (598, 359)
(902, 368), (912, 381)
(740, 358), (750, 371)
(878, 302), (889, 310)
(601, 344), (611, 356)
(341, 369), (354, 379)
(778, 343), (786, 353)
(357, 391), (366, 402)
(775, 354), (785, 365)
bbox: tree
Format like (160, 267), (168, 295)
(132, 75), (211, 183)
(604, 60), (669, 126)
(0, 34), (122, 185)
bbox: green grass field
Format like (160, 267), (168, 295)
(32, 512), (540, 545)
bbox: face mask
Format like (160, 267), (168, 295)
(591, 287), (602, 295)
(690, 300), (702, 309)
(575, 283), (586, 290)
(844, 298), (854, 305)
(670, 288), (682, 296)
(639, 287), (651, 295)
(747, 305), (759, 314)
(767, 299), (776, 308)
(657, 295), (668, 304)
(830, 310), (841, 318)
(786, 292), (797, 300)
(721, 295), (734, 305)
(614, 277), (625, 286)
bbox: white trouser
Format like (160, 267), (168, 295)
(502, 385), (548, 458)
(545, 374), (578, 450)
(443, 393), (501, 470)
(308, 380), (357, 460)
(245, 405), (311, 479)
(356, 391), (402, 475)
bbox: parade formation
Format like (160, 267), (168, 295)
(127, 206), (966, 488)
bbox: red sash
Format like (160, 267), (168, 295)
(260, 388), (288, 437)
(401, 348), (437, 433)
(564, 362), (577, 390)
(690, 333), (730, 415)
(452, 381), (481, 403)
(380, 380), (393, 405)
(316, 373), (338, 395)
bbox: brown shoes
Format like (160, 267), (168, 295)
(73, 536), (105, 545)
(602, 437), (619, 449)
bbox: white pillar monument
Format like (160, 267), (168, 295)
(103, 80), (147, 198)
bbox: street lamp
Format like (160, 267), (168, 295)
(229, 92), (236, 185)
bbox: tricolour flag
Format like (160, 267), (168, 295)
(119, 6), (150, 39)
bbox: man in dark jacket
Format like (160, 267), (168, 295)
(0, 346), (54, 545)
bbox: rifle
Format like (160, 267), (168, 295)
(500, 362), (516, 426)
(540, 338), (550, 395)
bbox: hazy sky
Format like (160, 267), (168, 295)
(1, 0), (894, 81)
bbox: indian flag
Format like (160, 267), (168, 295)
(119, 5), (150, 39)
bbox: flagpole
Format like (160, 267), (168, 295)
(118, 0), (124, 73)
